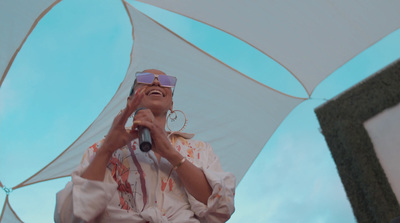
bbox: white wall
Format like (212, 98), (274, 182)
(364, 103), (400, 203)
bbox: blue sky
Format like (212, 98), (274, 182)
(1, 0), (400, 222)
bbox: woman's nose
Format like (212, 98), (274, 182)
(151, 76), (161, 86)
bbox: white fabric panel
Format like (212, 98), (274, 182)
(14, 87), (128, 188)
(364, 103), (400, 203)
(16, 1), (304, 187)
(124, 2), (304, 181)
(136, 0), (400, 96)
(0, 0), (61, 88)
(0, 196), (23, 223)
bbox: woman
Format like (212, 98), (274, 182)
(55, 69), (236, 222)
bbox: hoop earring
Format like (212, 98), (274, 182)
(167, 109), (187, 133)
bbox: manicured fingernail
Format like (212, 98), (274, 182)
(134, 89), (140, 96)
(133, 121), (141, 125)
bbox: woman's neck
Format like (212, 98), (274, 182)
(153, 113), (167, 132)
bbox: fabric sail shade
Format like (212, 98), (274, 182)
(13, 2), (305, 189)
(2, 0), (400, 222)
(0, 0), (61, 88)
(136, 0), (400, 96)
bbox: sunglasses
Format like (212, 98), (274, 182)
(135, 72), (177, 88)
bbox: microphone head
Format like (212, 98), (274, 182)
(139, 127), (152, 152)
(140, 141), (152, 152)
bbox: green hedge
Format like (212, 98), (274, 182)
(315, 59), (400, 223)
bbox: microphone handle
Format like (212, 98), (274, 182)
(139, 127), (152, 152)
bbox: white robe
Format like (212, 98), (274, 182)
(55, 134), (236, 223)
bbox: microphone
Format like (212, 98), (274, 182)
(134, 107), (152, 152)
(138, 126), (152, 152)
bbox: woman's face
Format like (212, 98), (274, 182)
(130, 69), (174, 115)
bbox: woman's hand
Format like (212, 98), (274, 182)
(81, 89), (145, 181)
(134, 109), (212, 205)
(101, 89), (145, 155)
(133, 109), (178, 159)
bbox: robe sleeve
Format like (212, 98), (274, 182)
(186, 143), (236, 223)
(54, 142), (118, 223)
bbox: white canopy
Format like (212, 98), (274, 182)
(137, 0), (400, 95)
(0, 0), (61, 88)
(0, 196), (22, 223)
(14, 1), (304, 189)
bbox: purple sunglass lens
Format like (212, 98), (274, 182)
(136, 72), (177, 87)
(136, 73), (155, 84)
(157, 75), (177, 87)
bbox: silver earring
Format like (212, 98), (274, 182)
(167, 110), (187, 133)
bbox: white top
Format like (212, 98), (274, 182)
(54, 135), (236, 223)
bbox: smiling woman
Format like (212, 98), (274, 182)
(2, 0), (400, 222)
(54, 68), (236, 222)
